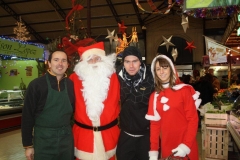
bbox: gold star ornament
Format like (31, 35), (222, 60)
(181, 15), (189, 33)
(105, 29), (115, 45)
(171, 48), (178, 62)
(160, 35), (175, 51)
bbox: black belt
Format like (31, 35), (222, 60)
(74, 118), (118, 132)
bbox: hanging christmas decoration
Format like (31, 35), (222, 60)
(46, 0), (96, 62)
(129, 27), (138, 44)
(114, 34), (119, 45)
(185, 41), (196, 53)
(118, 20), (127, 34)
(160, 35), (175, 51)
(182, 4), (240, 18)
(105, 29), (115, 45)
(135, 0), (176, 14)
(171, 48), (178, 62)
(13, 17), (31, 41)
(181, 15), (189, 33)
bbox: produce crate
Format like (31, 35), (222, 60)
(205, 113), (228, 126)
(205, 126), (229, 160)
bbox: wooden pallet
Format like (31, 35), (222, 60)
(204, 126), (229, 160)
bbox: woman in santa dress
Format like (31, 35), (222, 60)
(146, 55), (201, 160)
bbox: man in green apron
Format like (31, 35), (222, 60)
(21, 50), (75, 160)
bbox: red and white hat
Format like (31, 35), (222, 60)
(78, 42), (105, 61)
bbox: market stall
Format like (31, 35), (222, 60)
(200, 87), (240, 160)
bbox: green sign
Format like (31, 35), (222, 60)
(238, 27), (240, 36)
(0, 38), (44, 59)
(238, 14), (240, 22)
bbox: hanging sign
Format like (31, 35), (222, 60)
(205, 36), (227, 64)
(0, 37), (44, 59)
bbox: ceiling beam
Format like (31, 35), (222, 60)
(0, 0), (47, 43)
(106, 0), (121, 23)
(48, 0), (66, 20)
(130, 0), (144, 29)
(222, 13), (238, 44)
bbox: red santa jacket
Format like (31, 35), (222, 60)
(146, 84), (201, 160)
(70, 73), (120, 159)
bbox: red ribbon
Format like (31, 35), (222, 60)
(65, 4), (84, 30)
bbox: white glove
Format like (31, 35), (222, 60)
(149, 156), (158, 160)
(149, 151), (158, 160)
(172, 143), (190, 157)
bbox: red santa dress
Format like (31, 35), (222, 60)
(70, 73), (120, 160)
(146, 83), (201, 160)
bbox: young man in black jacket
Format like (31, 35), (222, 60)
(116, 46), (155, 160)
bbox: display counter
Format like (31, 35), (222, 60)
(0, 90), (24, 132)
(227, 114), (240, 150)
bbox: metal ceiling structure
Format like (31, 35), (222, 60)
(0, 0), (239, 48)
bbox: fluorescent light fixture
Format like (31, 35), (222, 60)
(11, 56), (17, 59)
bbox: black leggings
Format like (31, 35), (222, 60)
(116, 130), (150, 160)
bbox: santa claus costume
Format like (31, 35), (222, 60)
(146, 55), (201, 160)
(70, 42), (120, 160)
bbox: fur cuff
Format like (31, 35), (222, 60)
(179, 143), (190, 154)
(195, 99), (202, 109)
(149, 151), (158, 157)
(192, 91), (200, 100)
(145, 114), (161, 121)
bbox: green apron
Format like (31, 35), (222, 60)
(33, 74), (74, 160)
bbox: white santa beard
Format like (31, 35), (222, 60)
(74, 54), (116, 121)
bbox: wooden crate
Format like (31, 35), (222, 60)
(204, 126), (229, 160)
(205, 113), (228, 126)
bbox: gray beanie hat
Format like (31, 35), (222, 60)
(122, 46), (142, 64)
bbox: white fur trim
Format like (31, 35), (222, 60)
(163, 104), (170, 111)
(161, 96), (168, 103)
(74, 147), (116, 160)
(149, 151), (159, 157)
(178, 143), (190, 155)
(81, 48), (105, 61)
(145, 114), (161, 121)
(145, 92), (161, 121)
(195, 99), (202, 109)
(74, 54), (116, 121)
(151, 55), (175, 79)
(192, 91), (200, 100)
(172, 83), (187, 90)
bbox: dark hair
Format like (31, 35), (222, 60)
(203, 73), (213, 82)
(48, 50), (69, 63)
(153, 57), (176, 93)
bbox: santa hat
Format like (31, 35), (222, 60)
(78, 42), (105, 61)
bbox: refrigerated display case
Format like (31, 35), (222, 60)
(0, 90), (24, 131)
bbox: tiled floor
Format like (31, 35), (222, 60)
(0, 129), (25, 160)
(0, 128), (239, 160)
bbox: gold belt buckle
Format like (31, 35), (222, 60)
(93, 126), (98, 131)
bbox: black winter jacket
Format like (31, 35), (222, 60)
(117, 65), (154, 135)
